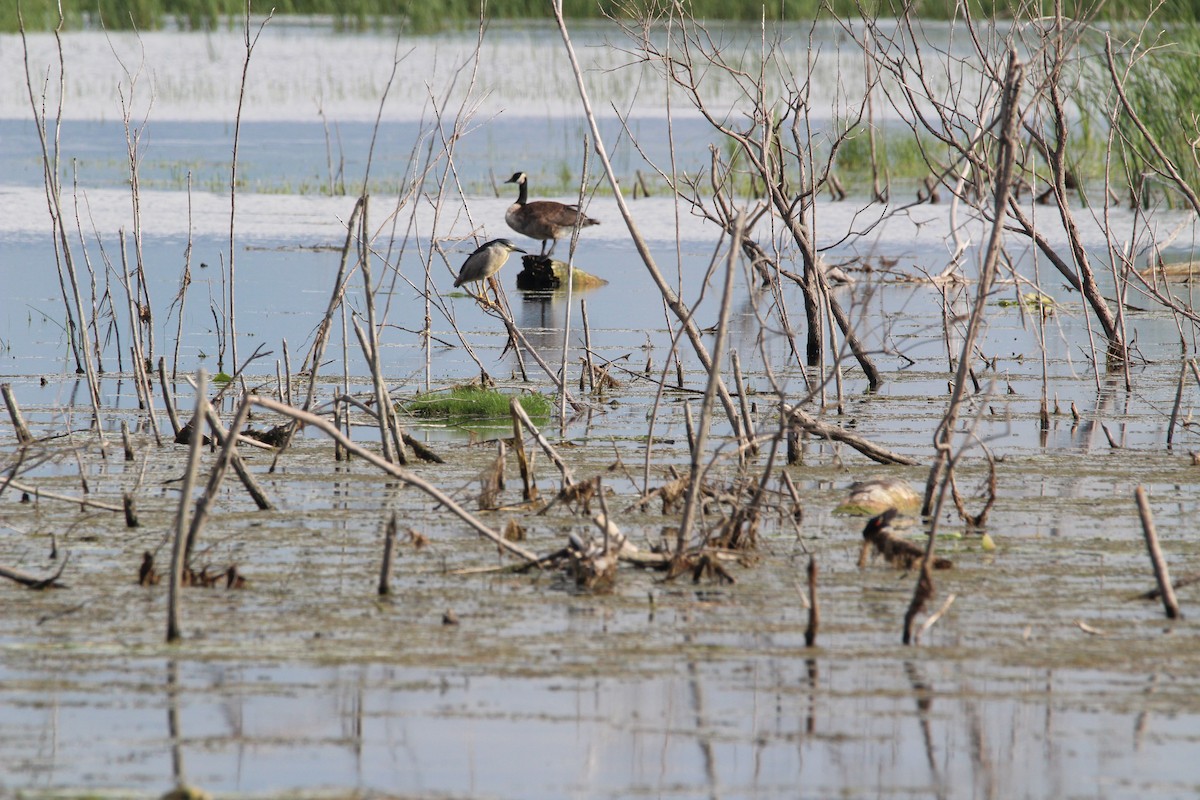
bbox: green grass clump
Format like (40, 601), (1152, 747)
(402, 385), (552, 421)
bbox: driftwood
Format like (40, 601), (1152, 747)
(0, 477), (124, 512)
(0, 555), (69, 589)
(785, 405), (918, 466)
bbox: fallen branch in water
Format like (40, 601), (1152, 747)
(0, 477), (124, 513)
(247, 395), (539, 563)
(0, 555), (69, 589)
(1135, 485), (1181, 619)
(1134, 572), (1200, 601)
(784, 404), (918, 466)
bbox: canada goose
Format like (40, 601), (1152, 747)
(453, 239), (527, 288)
(504, 171), (599, 255)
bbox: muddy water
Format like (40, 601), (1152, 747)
(4, 19), (1200, 800)
(4, 372), (1200, 798)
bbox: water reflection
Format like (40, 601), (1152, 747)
(0, 648), (1198, 797)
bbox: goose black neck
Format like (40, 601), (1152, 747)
(514, 177), (528, 206)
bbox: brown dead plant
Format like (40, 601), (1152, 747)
(859, 509), (953, 572)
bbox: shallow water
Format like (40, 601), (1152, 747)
(3, 17), (1200, 800)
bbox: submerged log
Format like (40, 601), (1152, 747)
(1141, 259), (1200, 282)
(515, 255), (608, 291)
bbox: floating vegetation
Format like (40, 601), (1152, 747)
(400, 385), (552, 421)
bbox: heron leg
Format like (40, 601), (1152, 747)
(486, 276), (503, 309)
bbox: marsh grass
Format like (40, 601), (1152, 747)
(7, 0), (1199, 32)
(401, 385), (552, 421)
(834, 123), (947, 181)
(1109, 29), (1200, 207)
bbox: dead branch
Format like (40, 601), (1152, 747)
(0, 556), (69, 590)
(784, 404), (917, 466)
(248, 395), (538, 563)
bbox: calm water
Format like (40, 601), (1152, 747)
(3, 18), (1200, 800)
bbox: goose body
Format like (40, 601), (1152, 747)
(504, 171), (599, 255)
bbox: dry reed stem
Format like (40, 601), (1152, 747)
(510, 398), (575, 488)
(282, 338), (293, 406)
(510, 401), (538, 502)
(350, 314), (405, 465)
(923, 49), (1023, 515)
(167, 370), (208, 643)
(903, 562), (935, 646)
(1137, 572), (1200, 601)
(683, 401), (696, 460)
(949, 440), (997, 527)
(675, 215), (743, 559)
(558, 135), (591, 431)
(20, 15), (104, 423)
(225, 8), (274, 372)
(552, 1), (745, 441)
(581, 299), (595, 394)
(624, 10), (881, 391)
(300, 197), (365, 409)
(780, 470), (804, 526)
(1135, 486), (1181, 620)
(731, 351), (757, 456)
(120, 420), (135, 461)
(169, 175), (194, 380)
(355, 200), (407, 465)
(1, 384), (34, 444)
(249, 396), (539, 563)
(201, 405), (273, 511)
(157, 358), (182, 438)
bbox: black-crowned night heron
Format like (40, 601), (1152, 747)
(453, 238), (526, 290)
(504, 171), (599, 256)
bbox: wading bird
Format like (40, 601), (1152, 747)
(453, 238), (526, 304)
(504, 171), (599, 256)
